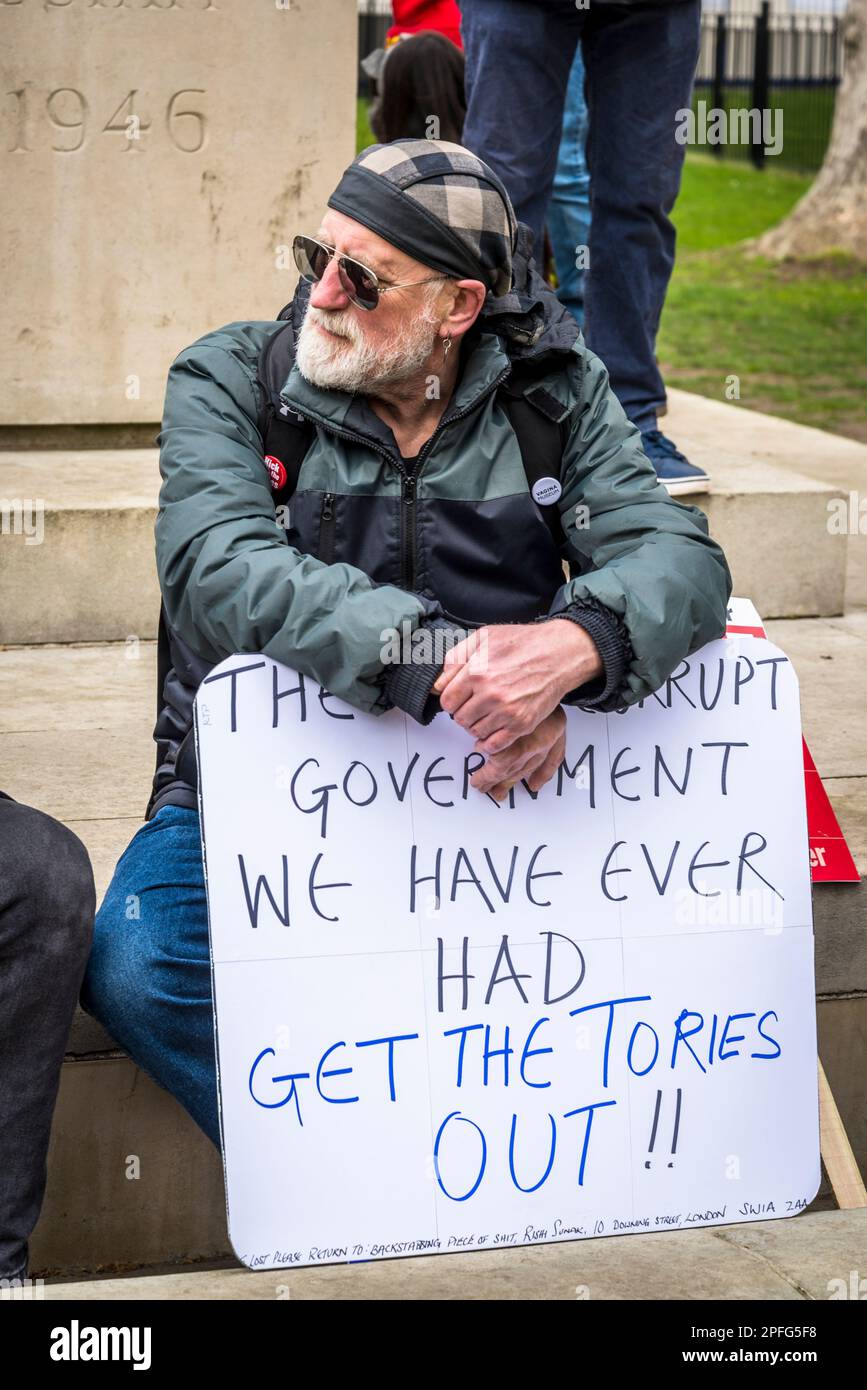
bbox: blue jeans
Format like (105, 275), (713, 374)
(79, 806), (220, 1150)
(459, 0), (701, 430)
(548, 46), (591, 328)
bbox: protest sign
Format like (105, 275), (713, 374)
(195, 634), (820, 1270)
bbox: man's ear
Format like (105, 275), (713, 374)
(441, 279), (487, 342)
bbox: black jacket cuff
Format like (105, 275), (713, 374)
(381, 615), (460, 725)
(542, 596), (634, 712)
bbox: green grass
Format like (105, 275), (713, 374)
(669, 154), (812, 251)
(357, 99), (375, 153)
(660, 154), (867, 442)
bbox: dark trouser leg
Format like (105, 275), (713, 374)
(459, 0), (582, 257)
(0, 797), (95, 1280)
(582, 0), (701, 430)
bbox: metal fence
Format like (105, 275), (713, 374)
(357, 0), (392, 98)
(694, 2), (844, 170)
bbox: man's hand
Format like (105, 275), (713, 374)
(468, 707), (567, 801)
(431, 619), (602, 754)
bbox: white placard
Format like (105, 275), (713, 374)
(195, 635), (820, 1270)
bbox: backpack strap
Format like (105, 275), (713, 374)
(144, 600), (173, 820)
(256, 319), (315, 507)
(498, 370), (572, 551)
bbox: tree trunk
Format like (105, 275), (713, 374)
(755, 0), (867, 260)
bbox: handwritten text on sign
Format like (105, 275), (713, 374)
(195, 636), (819, 1269)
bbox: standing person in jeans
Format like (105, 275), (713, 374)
(459, 0), (710, 495)
(0, 793), (95, 1286)
(548, 44), (592, 329)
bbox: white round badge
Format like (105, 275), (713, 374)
(531, 477), (562, 506)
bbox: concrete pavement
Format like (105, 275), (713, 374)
(39, 1209), (867, 1300)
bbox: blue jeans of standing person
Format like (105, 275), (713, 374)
(79, 805), (221, 1150)
(459, 0), (701, 431)
(548, 45), (591, 329)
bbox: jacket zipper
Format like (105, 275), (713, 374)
(282, 363), (512, 590)
(398, 364), (511, 589)
(318, 491), (336, 564)
(401, 472), (416, 591)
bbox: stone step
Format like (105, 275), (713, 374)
(4, 388), (866, 644)
(1, 448), (160, 646)
(0, 629), (863, 1277)
(37, 1207), (867, 1300)
(666, 390), (867, 612)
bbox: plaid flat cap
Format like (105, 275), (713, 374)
(327, 139), (517, 298)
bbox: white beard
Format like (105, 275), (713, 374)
(295, 294), (441, 394)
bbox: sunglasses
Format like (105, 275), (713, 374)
(292, 234), (447, 311)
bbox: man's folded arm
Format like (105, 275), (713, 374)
(155, 337), (443, 716)
(541, 347), (732, 709)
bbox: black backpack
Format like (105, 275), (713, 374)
(255, 318), (574, 549)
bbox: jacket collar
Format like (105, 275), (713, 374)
(476, 221), (582, 360)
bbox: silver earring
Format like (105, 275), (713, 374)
(443, 335), (452, 360)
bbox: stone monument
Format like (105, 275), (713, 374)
(0, 0), (358, 427)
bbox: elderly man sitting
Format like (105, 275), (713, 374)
(81, 140), (731, 1149)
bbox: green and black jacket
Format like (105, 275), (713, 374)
(148, 248), (731, 819)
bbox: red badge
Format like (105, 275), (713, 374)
(264, 455), (288, 491)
